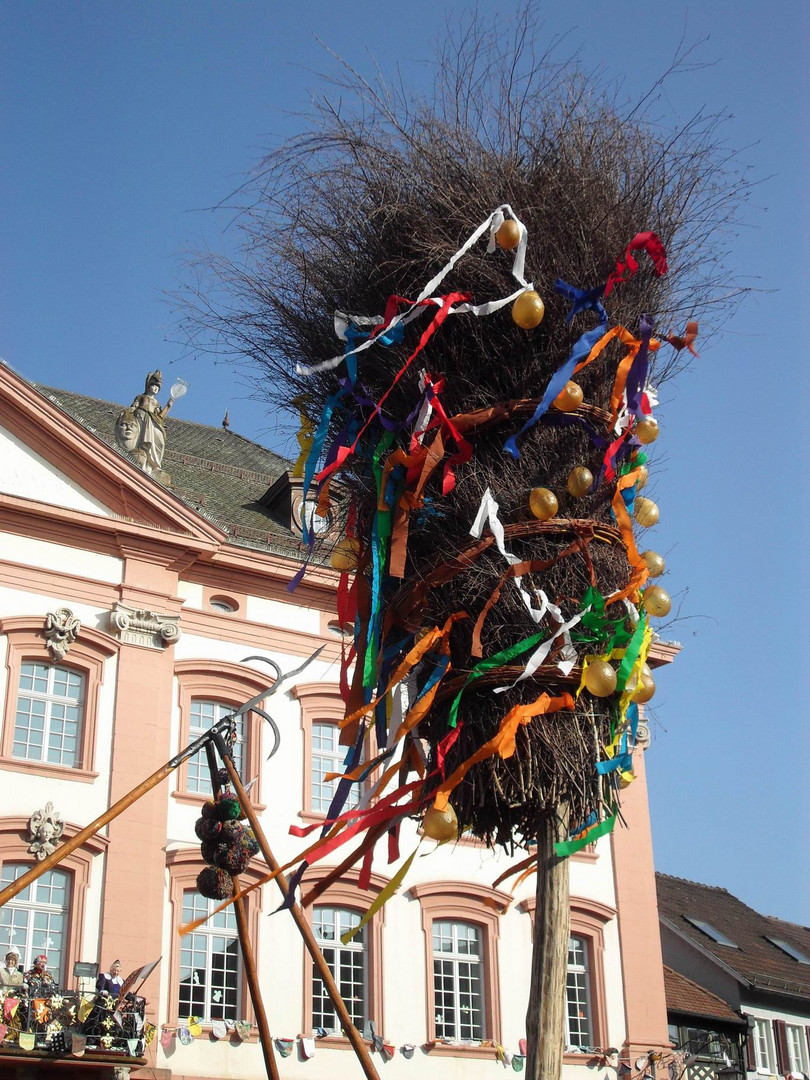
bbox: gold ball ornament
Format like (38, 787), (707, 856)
(422, 803), (458, 842)
(635, 417), (660, 445)
(642, 585), (671, 618)
(632, 664), (656, 704)
(528, 487), (558, 521)
(512, 290), (546, 330)
(642, 550), (665, 577)
(635, 465), (649, 490)
(584, 660), (617, 698)
(554, 381), (583, 412)
(495, 219), (521, 250)
(634, 497), (659, 528)
(567, 466), (593, 497)
(329, 538), (361, 573)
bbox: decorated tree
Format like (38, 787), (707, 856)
(181, 13), (747, 1078)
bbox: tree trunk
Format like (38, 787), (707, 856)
(525, 802), (571, 1080)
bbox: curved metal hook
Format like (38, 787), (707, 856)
(235, 645), (325, 762)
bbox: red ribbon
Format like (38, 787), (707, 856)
(604, 232), (668, 296)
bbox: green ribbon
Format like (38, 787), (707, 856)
(554, 813), (616, 857)
(615, 614), (647, 692)
(447, 632), (546, 728)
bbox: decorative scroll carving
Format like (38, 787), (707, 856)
(44, 608), (81, 662)
(108, 604), (181, 649)
(27, 802), (65, 861)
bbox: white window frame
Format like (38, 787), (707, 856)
(566, 934), (593, 1050)
(187, 700), (244, 795)
(0, 862), (70, 983)
(178, 889), (241, 1023)
(13, 662), (85, 768)
(311, 722), (359, 814)
(786, 1023), (809, 1074)
(432, 919), (486, 1042)
(312, 906), (367, 1032)
(753, 1018), (775, 1072)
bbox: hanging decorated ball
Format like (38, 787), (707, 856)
(200, 799), (218, 820)
(566, 467), (593, 497)
(200, 838), (226, 866)
(511, 290), (545, 330)
(553, 381), (583, 412)
(584, 661), (617, 698)
(215, 794), (242, 822)
(195, 816), (222, 842)
(642, 550), (665, 577)
(635, 465), (649, 490)
(330, 537), (361, 573)
(528, 487), (558, 521)
(632, 664), (656, 704)
(422, 803), (458, 842)
(495, 219), (521, 250)
(214, 843), (250, 876)
(642, 585), (671, 617)
(635, 417), (659, 445)
(197, 867), (235, 901)
(634, 497), (659, 528)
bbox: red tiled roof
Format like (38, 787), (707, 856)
(656, 874), (810, 1001)
(664, 965), (745, 1024)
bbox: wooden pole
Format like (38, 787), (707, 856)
(213, 735), (381, 1080)
(0, 720), (235, 910)
(205, 744), (279, 1080)
(525, 802), (570, 1080)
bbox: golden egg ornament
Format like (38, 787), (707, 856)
(495, 219), (521, 250)
(512, 290), (545, 330)
(642, 550), (665, 577)
(422, 803), (458, 842)
(635, 417), (659, 445)
(584, 660), (617, 698)
(528, 487), (558, 521)
(634, 497), (659, 528)
(642, 585), (671, 618)
(554, 381), (583, 412)
(635, 465), (649, 489)
(330, 538), (361, 573)
(632, 664), (656, 704)
(566, 466), (593, 497)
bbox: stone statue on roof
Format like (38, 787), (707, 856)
(114, 370), (179, 485)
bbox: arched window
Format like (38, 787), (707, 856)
(0, 863), (71, 983)
(410, 880), (510, 1056)
(173, 661), (267, 808)
(301, 867), (386, 1043)
(292, 683), (365, 822)
(0, 618), (118, 781)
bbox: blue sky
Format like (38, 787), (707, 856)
(1, 1), (807, 922)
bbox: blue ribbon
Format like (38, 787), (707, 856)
(626, 313), (653, 419)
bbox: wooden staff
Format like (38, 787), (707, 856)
(0, 718), (239, 910)
(205, 743), (279, 1080)
(211, 732), (380, 1080)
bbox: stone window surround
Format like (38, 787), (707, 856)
(300, 866), (387, 1049)
(410, 880), (510, 1058)
(165, 847), (264, 1034)
(0, 617), (119, 783)
(519, 892), (615, 1062)
(0, 818), (109, 985)
(172, 660), (268, 810)
(292, 682), (373, 825)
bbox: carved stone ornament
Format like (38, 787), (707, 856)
(44, 607), (81, 662)
(27, 802), (65, 861)
(108, 603), (181, 649)
(635, 719), (651, 751)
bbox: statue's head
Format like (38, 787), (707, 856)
(115, 408), (141, 451)
(144, 369), (162, 394)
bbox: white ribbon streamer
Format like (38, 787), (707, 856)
(297, 205), (530, 376)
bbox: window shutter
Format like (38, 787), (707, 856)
(773, 1019), (789, 1075)
(745, 1024), (757, 1072)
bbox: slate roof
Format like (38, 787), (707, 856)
(663, 965), (745, 1025)
(656, 874), (810, 1001)
(34, 383), (305, 557)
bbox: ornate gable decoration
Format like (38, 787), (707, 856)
(27, 802), (65, 861)
(44, 608), (81, 661)
(108, 603), (181, 649)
